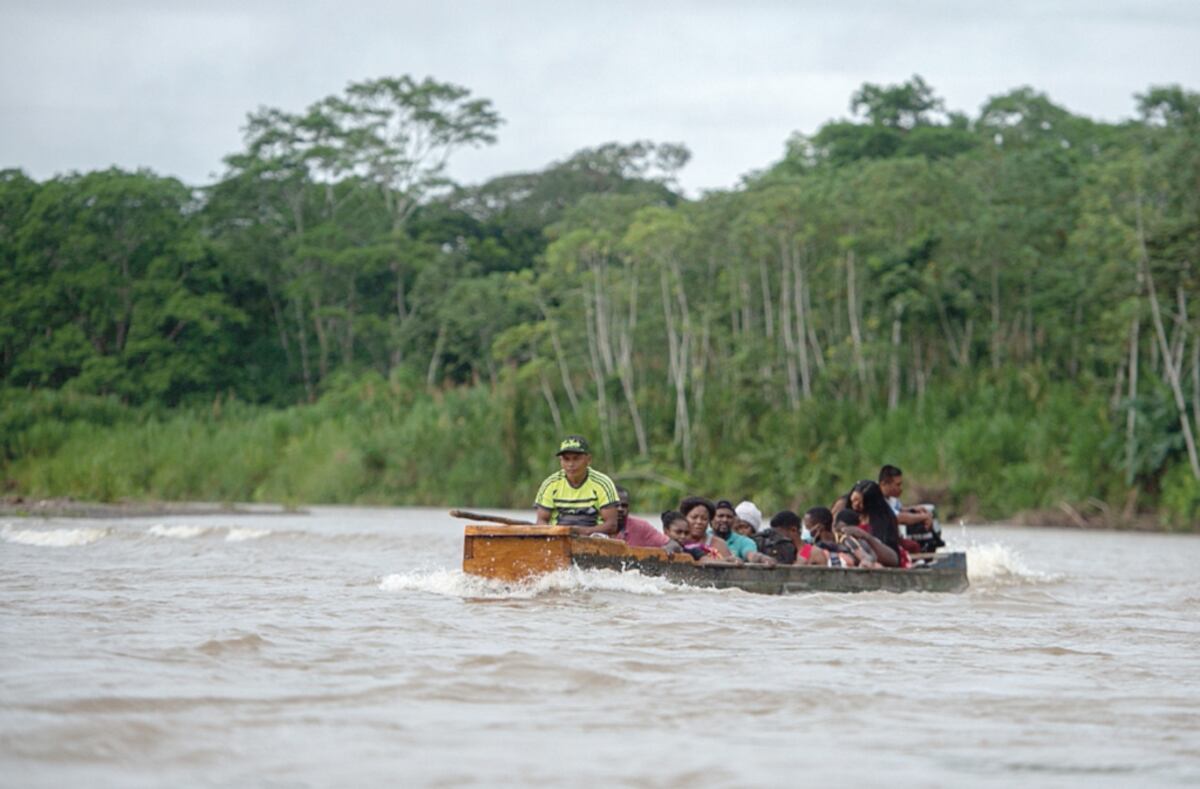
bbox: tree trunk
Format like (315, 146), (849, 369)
(583, 289), (613, 465)
(591, 253), (616, 377)
(539, 368), (564, 435)
(1193, 334), (1200, 443)
(293, 297), (314, 402)
(615, 264), (649, 457)
(792, 244), (812, 399)
(389, 264), (408, 367)
(758, 254), (775, 341)
(1136, 196), (1200, 480)
(846, 250), (868, 390)
(778, 236), (800, 410)
(888, 304), (903, 411)
(740, 270), (752, 344)
(913, 336), (927, 402)
(1169, 285), (1187, 381)
(426, 321), (446, 389)
(266, 282), (294, 369)
(1126, 315), (1140, 485)
(537, 297), (581, 413)
(342, 282), (356, 368)
(661, 266), (692, 472)
(990, 260), (1002, 370)
(803, 271), (825, 374)
(311, 293), (330, 382)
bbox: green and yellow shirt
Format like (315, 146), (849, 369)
(534, 469), (619, 527)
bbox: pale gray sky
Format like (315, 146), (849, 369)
(2, 0), (1198, 194)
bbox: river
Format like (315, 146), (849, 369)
(1, 506), (1197, 787)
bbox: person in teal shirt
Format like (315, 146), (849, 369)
(711, 499), (776, 565)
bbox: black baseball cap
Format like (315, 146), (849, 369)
(556, 435), (591, 455)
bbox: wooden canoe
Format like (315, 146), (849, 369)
(462, 525), (969, 594)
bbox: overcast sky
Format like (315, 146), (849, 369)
(2, 0), (1198, 194)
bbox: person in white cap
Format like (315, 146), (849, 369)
(733, 500), (763, 538)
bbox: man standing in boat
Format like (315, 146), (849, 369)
(534, 435), (620, 536)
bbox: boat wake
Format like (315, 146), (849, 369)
(0, 522), (278, 547)
(1, 525), (109, 547)
(378, 565), (720, 599)
(148, 524), (212, 539)
(962, 541), (1060, 586)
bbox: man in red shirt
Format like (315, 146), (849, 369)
(615, 487), (681, 553)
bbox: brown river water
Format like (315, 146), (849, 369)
(1, 506), (1197, 787)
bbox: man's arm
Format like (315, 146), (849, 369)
(569, 505), (618, 537)
(838, 526), (899, 567)
(599, 504), (618, 535)
(896, 509), (933, 528)
(535, 506), (553, 525)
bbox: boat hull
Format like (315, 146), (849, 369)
(462, 526), (968, 594)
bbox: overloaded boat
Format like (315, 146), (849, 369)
(460, 523), (969, 594)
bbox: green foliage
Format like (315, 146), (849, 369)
(4, 75), (1200, 528)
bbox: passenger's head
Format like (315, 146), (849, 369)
(804, 506), (834, 538)
(616, 486), (631, 528)
(879, 465), (903, 499)
(770, 510), (803, 534)
(835, 508), (862, 529)
(735, 501), (763, 537)
(679, 496), (716, 541)
(856, 480), (891, 517)
(712, 499), (737, 537)
(848, 479), (873, 513)
(661, 510), (690, 544)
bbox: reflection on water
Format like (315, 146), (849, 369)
(2, 507), (1197, 787)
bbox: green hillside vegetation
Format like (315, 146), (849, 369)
(2, 75), (1198, 527)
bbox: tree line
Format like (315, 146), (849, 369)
(2, 75), (1198, 523)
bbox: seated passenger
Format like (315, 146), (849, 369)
(662, 510), (700, 553)
(712, 499), (776, 565)
(733, 500), (764, 538)
(680, 496), (740, 563)
(878, 464), (944, 552)
(834, 508), (862, 528)
(754, 510), (815, 564)
(842, 481), (904, 567)
(662, 509), (725, 563)
(830, 479), (879, 521)
(616, 486), (680, 553)
(820, 510), (878, 565)
(805, 507), (861, 567)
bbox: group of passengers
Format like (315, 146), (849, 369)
(535, 435), (944, 570)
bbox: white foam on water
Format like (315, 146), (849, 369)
(225, 528), (271, 542)
(964, 541), (1060, 586)
(1, 525), (109, 547)
(148, 524), (210, 540)
(379, 565), (710, 599)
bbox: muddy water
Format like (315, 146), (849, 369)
(2, 507), (1197, 787)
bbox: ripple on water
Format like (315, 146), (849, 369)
(196, 633), (270, 657)
(1, 525), (109, 547)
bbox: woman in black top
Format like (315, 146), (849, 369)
(845, 479), (902, 567)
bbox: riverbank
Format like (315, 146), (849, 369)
(1, 494), (1190, 534)
(4, 380), (1198, 529)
